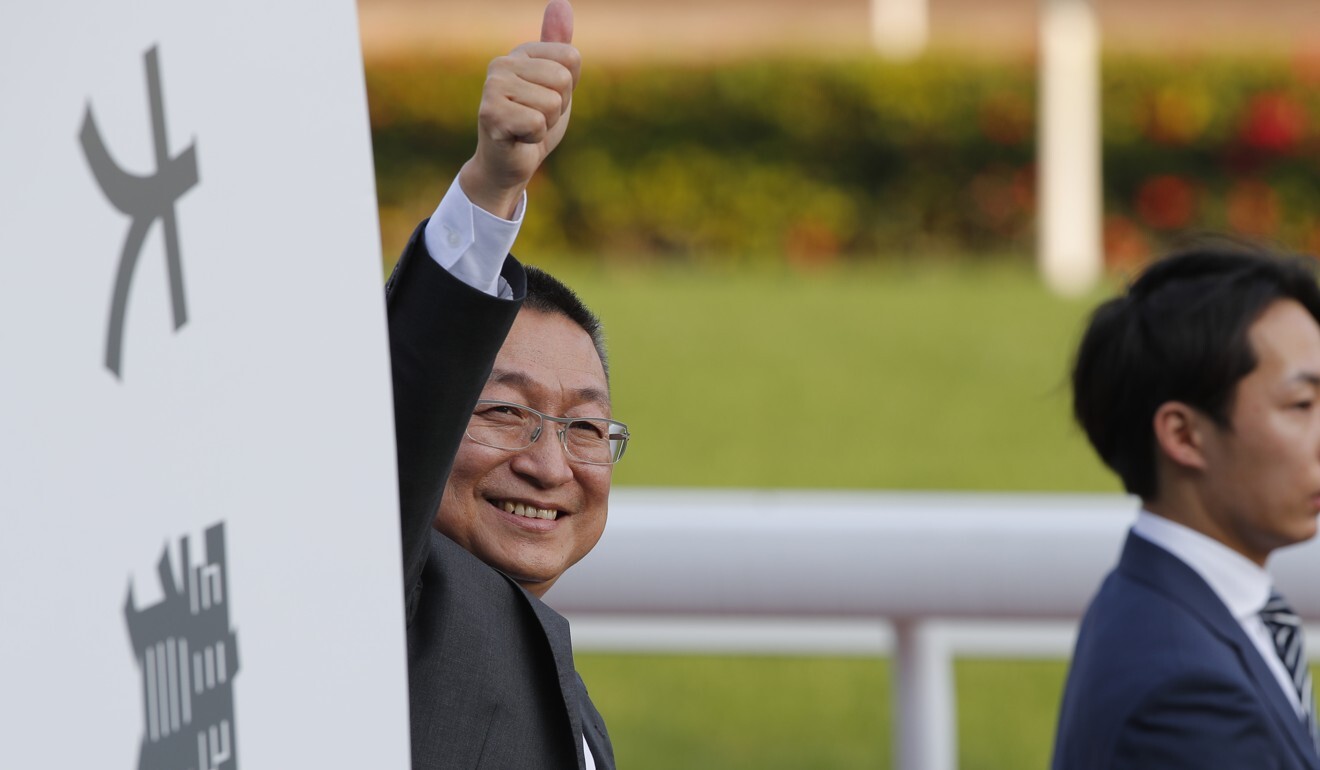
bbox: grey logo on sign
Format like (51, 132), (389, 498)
(80, 44), (199, 379)
(125, 523), (239, 770)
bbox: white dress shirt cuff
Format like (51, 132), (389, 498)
(423, 175), (525, 299)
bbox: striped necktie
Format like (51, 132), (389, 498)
(1260, 591), (1315, 729)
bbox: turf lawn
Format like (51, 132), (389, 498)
(576, 654), (1072, 770)
(540, 258), (1121, 492)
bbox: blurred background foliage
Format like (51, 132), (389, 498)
(369, 53), (1320, 271)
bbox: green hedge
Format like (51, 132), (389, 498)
(367, 54), (1320, 265)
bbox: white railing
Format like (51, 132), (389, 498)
(546, 488), (1320, 770)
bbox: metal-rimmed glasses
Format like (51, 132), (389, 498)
(465, 399), (630, 465)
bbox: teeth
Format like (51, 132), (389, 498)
(500, 500), (559, 520)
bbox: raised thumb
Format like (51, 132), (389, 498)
(540, 0), (574, 44)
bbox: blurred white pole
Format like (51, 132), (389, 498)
(894, 620), (956, 770)
(871, 0), (929, 60)
(1038, 0), (1102, 296)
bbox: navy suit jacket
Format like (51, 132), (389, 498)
(387, 222), (615, 770)
(1052, 531), (1319, 769)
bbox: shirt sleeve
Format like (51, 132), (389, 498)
(423, 175), (525, 300)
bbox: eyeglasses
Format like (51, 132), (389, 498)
(465, 400), (630, 465)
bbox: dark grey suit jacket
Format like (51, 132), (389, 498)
(1052, 531), (1319, 770)
(387, 222), (616, 770)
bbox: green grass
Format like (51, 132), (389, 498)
(575, 653), (1072, 770)
(956, 659), (1074, 770)
(536, 259), (1122, 492)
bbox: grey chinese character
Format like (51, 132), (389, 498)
(125, 523), (239, 770)
(80, 44), (199, 379)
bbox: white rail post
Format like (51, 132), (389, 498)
(871, 0), (929, 60)
(1038, 0), (1103, 296)
(893, 619), (956, 770)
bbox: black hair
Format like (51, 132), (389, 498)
(1072, 246), (1320, 499)
(523, 264), (609, 381)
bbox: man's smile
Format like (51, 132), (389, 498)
(498, 499), (561, 520)
(485, 496), (572, 531)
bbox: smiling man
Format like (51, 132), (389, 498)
(386, 2), (620, 768)
(1052, 248), (1320, 769)
(437, 276), (620, 598)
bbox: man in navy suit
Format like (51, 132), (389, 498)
(1053, 248), (1320, 769)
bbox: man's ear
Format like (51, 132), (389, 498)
(1152, 401), (1210, 471)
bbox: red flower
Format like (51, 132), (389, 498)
(1135, 175), (1197, 230)
(1238, 93), (1308, 154)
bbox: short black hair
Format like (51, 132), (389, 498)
(1072, 246), (1320, 499)
(523, 264), (609, 381)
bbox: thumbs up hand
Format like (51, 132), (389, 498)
(459, 0), (580, 219)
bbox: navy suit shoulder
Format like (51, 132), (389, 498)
(1052, 532), (1319, 770)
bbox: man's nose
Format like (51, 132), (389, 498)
(511, 426), (575, 487)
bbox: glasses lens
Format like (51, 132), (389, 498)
(609, 428), (628, 462)
(563, 419), (628, 464)
(467, 402), (537, 450)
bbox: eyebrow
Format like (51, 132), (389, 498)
(487, 369), (611, 408)
(1293, 372), (1320, 388)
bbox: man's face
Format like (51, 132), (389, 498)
(1199, 298), (1320, 564)
(436, 308), (612, 597)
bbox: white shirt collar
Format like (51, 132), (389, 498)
(1132, 509), (1273, 621)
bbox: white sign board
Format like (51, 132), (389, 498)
(0, 2), (410, 768)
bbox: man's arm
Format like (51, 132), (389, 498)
(388, 232), (523, 623)
(389, 0), (580, 621)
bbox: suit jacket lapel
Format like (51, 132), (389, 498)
(516, 585), (589, 770)
(1119, 532), (1320, 768)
